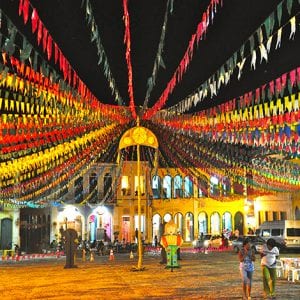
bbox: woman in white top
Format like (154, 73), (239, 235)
(260, 238), (279, 300)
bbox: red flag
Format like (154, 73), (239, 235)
(31, 9), (39, 33)
(37, 19), (43, 45)
(42, 27), (48, 52)
(290, 69), (296, 86)
(275, 78), (282, 93)
(255, 87), (260, 103)
(54, 43), (59, 64)
(269, 81), (274, 95)
(18, 0), (24, 16)
(22, 0), (29, 24)
(47, 35), (52, 60)
(281, 73), (287, 89)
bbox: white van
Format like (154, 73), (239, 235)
(255, 220), (300, 250)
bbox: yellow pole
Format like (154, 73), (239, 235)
(117, 117), (158, 272)
(137, 143), (143, 269)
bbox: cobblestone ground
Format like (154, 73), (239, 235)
(0, 250), (299, 299)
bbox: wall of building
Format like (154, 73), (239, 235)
(254, 193), (292, 226)
(151, 197), (245, 239)
(49, 162), (298, 246)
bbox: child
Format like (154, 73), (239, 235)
(238, 238), (256, 300)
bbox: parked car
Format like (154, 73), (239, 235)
(192, 234), (212, 249)
(232, 235), (266, 253)
(232, 235), (255, 253)
(255, 220), (300, 250)
(204, 235), (223, 249)
(192, 234), (223, 249)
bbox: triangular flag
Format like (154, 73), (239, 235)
(266, 35), (273, 53)
(275, 28), (282, 49)
(257, 27), (263, 44)
(225, 72), (230, 85)
(237, 58), (246, 80)
(286, 0), (293, 15)
(289, 16), (296, 40)
(259, 44), (268, 63)
(249, 36), (255, 53)
(239, 44), (245, 59)
(251, 50), (257, 70)
(277, 2), (283, 26)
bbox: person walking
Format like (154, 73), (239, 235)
(260, 238), (279, 300)
(238, 238), (256, 300)
(177, 231), (182, 260)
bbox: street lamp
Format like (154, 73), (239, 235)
(117, 117), (158, 271)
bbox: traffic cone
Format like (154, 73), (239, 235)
(109, 249), (114, 261)
(130, 251), (134, 259)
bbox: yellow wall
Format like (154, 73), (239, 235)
(151, 197), (245, 238)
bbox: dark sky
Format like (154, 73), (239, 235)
(1, 0), (299, 113)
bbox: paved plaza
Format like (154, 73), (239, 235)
(0, 250), (299, 299)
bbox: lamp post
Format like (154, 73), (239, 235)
(117, 117), (158, 271)
(136, 142), (143, 269)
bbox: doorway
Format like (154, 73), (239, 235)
(0, 218), (12, 249)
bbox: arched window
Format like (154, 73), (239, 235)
(152, 214), (162, 241)
(222, 212), (232, 232)
(210, 212), (220, 234)
(104, 173), (112, 199)
(198, 177), (208, 197)
(234, 212), (244, 236)
(198, 212), (208, 235)
(222, 177), (231, 196)
(162, 175), (172, 199)
(174, 213), (183, 236)
(185, 212), (194, 241)
(184, 176), (193, 197)
(89, 172), (98, 193)
(74, 176), (83, 203)
(152, 175), (161, 199)
(210, 175), (220, 196)
(173, 175), (183, 198)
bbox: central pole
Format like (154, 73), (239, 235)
(137, 142), (143, 269)
(118, 117), (157, 272)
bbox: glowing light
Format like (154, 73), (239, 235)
(93, 206), (108, 215)
(61, 205), (79, 221)
(121, 176), (129, 189)
(210, 176), (219, 185)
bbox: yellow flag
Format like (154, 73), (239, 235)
(284, 96), (292, 112)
